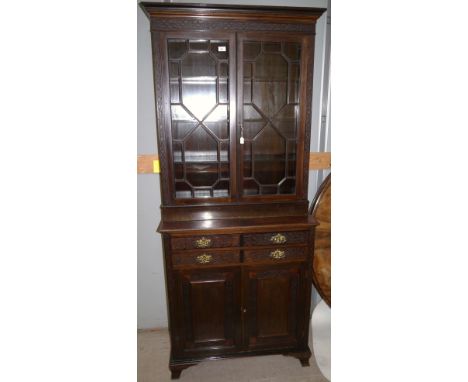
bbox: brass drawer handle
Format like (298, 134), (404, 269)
(195, 254), (213, 264)
(270, 233), (287, 244)
(270, 249), (286, 260)
(194, 237), (212, 248)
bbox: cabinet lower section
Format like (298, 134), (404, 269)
(161, 223), (316, 379)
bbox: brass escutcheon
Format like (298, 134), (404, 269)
(195, 254), (213, 264)
(270, 249), (286, 259)
(270, 233), (287, 244)
(194, 237), (212, 248)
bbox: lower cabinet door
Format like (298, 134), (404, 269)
(243, 263), (306, 350)
(174, 267), (242, 356)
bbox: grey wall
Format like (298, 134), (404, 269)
(137, 0), (330, 329)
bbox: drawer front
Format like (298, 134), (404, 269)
(242, 231), (308, 247)
(171, 234), (240, 250)
(172, 251), (240, 268)
(244, 247), (307, 263)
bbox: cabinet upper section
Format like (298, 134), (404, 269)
(141, 3), (326, 221)
(140, 3), (326, 33)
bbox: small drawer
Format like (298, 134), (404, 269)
(244, 247), (307, 263)
(242, 231), (308, 247)
(172, 251), (240, 268)
(171, 234), (240, 250)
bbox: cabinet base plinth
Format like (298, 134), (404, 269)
(170, 347), (312, 378)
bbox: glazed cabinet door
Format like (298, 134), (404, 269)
(173, 267), (242, 356)
(238, 33), (311, 199)
(243, 263), (306, 350)
(163, 33), (237, 202)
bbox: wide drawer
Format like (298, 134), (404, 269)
(243, 246), (307, 263)
(172, 251), (240, 268)
(171, 234), (240, 250)
(242, 231), (308, 247)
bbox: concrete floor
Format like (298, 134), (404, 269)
(138, 302), (331, 382)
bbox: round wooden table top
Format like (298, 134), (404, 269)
(310, 174), (331, 307)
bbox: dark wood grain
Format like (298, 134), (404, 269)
(244, 246), (307, 263)
(309, 174), (331, 307)
(171, 234), (240, 250)
(243, 264), (305, 350)
(175, 267), (242, 354)
(172, 251), (240, 269)
(242, 231), (308, 247)
(140, 3), (325, 379)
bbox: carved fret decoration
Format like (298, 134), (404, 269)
(152, 32), (171, 203)
(152, 18), (316, 33)
(244, 247), (307, 263)
(302, 38), (315, 197)
(171, 235), (240, 250)
(172, 251), (240, 268)
(242, 231), (308, 247)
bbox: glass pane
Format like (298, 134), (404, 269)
(242, 141), (252, 178)
(204, 105), (228, 139)
(243, 105), (265, 139)
(252, 125), (286, 185)
(194, 189), (212, 198)
(244, 42), (261, 60)
(220, 142), (229, 162)
(189, 39), (209, 51)
(186, 163), (218, 187)
(175, 181), (192, 199)
(210, 40), (229, 60)
(181, 81), (217, 121)
(261, 185), (278, 195)
(219, 78), (228, 104)
(171, 105), (198, 140)
(289, 63), (301, 103)
(168, 40), (187, 59)
(279, 178), (296, 194)
(169, 62), (179, 78)
(169, 80), (180, 104)
(254, 54), (288, 79)
(287, 140), (296, 177)
(243, 179), (259, 196)
(168, 38), (231, 199)
(263, 42), (281, 53)
(213, 180), (229, 197)
(172, 141), (183, 163)
(219, 62), (229, 77)
(243, 81), (251, 103)
(174, 163), (184, 180)
(242, 39), (301, 196)
(252, 81), (287, 117)
(181, 52), (216, 78)
(273, 105), (298, 139)
(185, 126), (218, 162)
(283, 42), (301, 60)
(220, 163), (230, 179)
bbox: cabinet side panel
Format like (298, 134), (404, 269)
(151, 32), (173, 203)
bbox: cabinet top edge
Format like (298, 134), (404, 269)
(158, 215), (319, 235)
(139, 2), (326, 21)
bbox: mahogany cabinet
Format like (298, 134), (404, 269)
(140, 2), (325, 379)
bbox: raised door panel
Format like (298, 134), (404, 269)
(174, 267), (241, 356)
(238, 33), (311, 200)
(243, 264), (305, 350)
